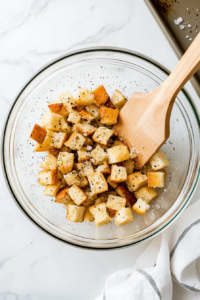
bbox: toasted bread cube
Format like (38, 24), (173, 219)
(115, 207), (134, 226)
(112, 140), (126, 147)
(94, 196), (108, 205)
(95, 161), (111, 175)
(76, 88), (94, 106)
(40, 154), (57, 170)
(68, 185), (87, 205)
(126, 172), (148, 192)
(84, 208), (95, 222)
(66, 204), (86, 222)
(100, 106), (119, 125)
(107, 145), (129, 164)
(80, 109), (94, 123)
(104, 99), (115, 109)
(67, 111), (81, 124)
(50, 132), (67, 149)
(125, 159), (135, 175)
(116, 184), (137, 207)
(85, 105), (100, 120)
(35, 131), (54, 152)
(88, 172), (108, 195)
(91, 145), (108, 165)
(141, 162), (154, 174)
(64, 132), (86, 150)
(60, 145), (71, 153)
(44, 182), (61, 197)
(38, 169), (58, 186)
(48, 148), (60, 156)
(84, 137), (93, 147)
(30, 124), (47, 144)
(82, 187), (97, 206)
(150, 150), (170, 171)
(89, 203), (112, 227)
(59, 91), (76, 112)
(64, 171), (81, 186)
(93, 85), (110, 106)
(107, 175), (119, 188)
(147, 172), (165, 188)
(57, 169), (67, 187)
(77, 149), (91, 162)
(79, 176), (88, 188)
(60, 122), (71, 135)
(57, 152), (74, 174)
(76, 122), (96, 137)
(108, 208), (116, 218)
(40, 111), (65, 132)
(106, 195), (126, 211)
(48, 103), (63, 114)
(76, 161), (94, 176)
(110, 165), (127, 183)
(132, 198), (150, 215)
(92, 127), (113, 145)
(110, 89), (127, 108)
(55, 187), (71, 204)
(134, 186), (158, 204)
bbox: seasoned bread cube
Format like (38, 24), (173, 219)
(92, 127), (113, 145)
(85, 105), (100, 120)
(38, 169), (58, 186)
(59, 91), (76, 112)
(125, 159), (135, 175)
(112, 140), (126, 147)
(116, 183), (137, 207)
(55, 187), (71, 204)
(106, 195), (126, 211)
(115, 207), (134, 226)
(64, 132), (86, 150)
(134, 186), (158, 204)
(40, 111), (65, 132)
(68, 185), (87, 205)
(76, 122), (97, 137)
(76, 161), (94, 176)
(107, 145), (129, 164)
(104, 99), (115, 109)
(126, 172), (148, 192)
(93, 85), (110, 106)
(50, 132), (67, 149)
(79, 176), (88, 188)
(66, 204), (86, 222)
(107, 175), (119, 188)
(100, 106), (119, 125)
(64, 171), (81, 186)
(48, 103), (63, 114)
(40, 154), (57, 170)
(110, 89), (127, 108)
(82, 187), (97, 206)
(110, 165), (127, 183)
(76, 88), (94, 106)
(147, 172), (165, 188)
(60, 122), (71, 135)
(132, 198), (150, 215)
(108, 208), (116, 218)
(95, 161), (111, 175)
(35, 131), (54, 152)
(141, 162), (154, 174)
(57, 169), (67, 187)
(79, 109), (94, 123)
(44, 182), (61, 197)
(77, 149), (91, 162)
(57, 152), (74, 174)
(94, 197), (107, 205)
(84, 137), (93, 147)
(30, 124), (47, 144)
(60, 145), (71, 153)
(67, 111), (81, 124)
(91, 145), (108, 165)
(89, 203), (112, 227)
(84, 208), (95, 222)
(150, 150), (170, 171)
(87, 172), (108, 195)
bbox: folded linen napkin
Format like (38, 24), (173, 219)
(96, 200), (200, 300)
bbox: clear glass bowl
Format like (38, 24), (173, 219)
(2, 47), (200, 249)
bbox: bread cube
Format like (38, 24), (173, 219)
(48, 148), (60, 156)
(95, 161), (111, 175)
(84, 208), (95, 222)
(48, 103), (63, 114)
(125, 159), (135, 175)
(85, 105), (100, 120)
(92, 127), (113, 145)
(76, 122), (96, 137)
(76, 88), (94, 106)
(134, 186), (158, 204)
(125, 172), (148, 192)
(40, 154), (57, 170)
(112, 140), (126, 147)
(147, 172), (165, 188)
(110, 90), (127, 108)
(35, 131), (54, 152)
(82, 187), (97, 206)
(100, 106), (119, 125)
(107, 175), (119, 189)
(132, 198), (150, 215)
(57, 152), (74, 174)
(91, 145), (108, 165)
(108, 208), (116, 218)
(76, 161), (94, 176)
(107, 145), (130, 164)
(110, 165), (127, 183)
(77, 149), (91, 162)
(79, 176), (88, 188)
(30, 124), (47, 144)
(104, 99), (115, 109)
(87, 172), (108, 195)
(66, 204), (86, 222)
(115, 207), (134, 226)
(141, 162), (154, 174)
(60, 122), (71, 135)
(60, 145), (71, 153)
(40, 111), (65, 132)
(67, 111), (81, 124)
(55, 187), (71, 204)
(106, 195), (126, 211)
(116, 184), (137, 207)
(84, 137), (93, 147)
(57, 169), (67, 187)
(59, 91), (77, 112)
(89, 203), (112, 227)
(64, 132), (86, 150)
(44, 182), (61, 197)
(93, 85), (110, 106)
(150, 150), (170, 171)
(64, 171), (81, 186)
(94, 196), (108, 205)
(68, 185), (87, 205)
(38, 169), (58, 186)
(50, 132), (67, 149)
(79, 109), (94, 123)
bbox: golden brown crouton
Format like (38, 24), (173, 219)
(76, 88), (94, 106)
(76, 161), (94, 176)
(59, 91), (77, 112)
(48, 103), (63, 114)
(92, 127), (113, 145)
(110, 89), (127, 108)
(84, 208), (95, 222)
(68, 185), (88, 205)
(115, 207), (134, 226)
(132, 198), (150, 215)
(30, 124), (47, 144)
(100, 106), (119, 125)
(76, 122), (97, 137)
(150, 150), (170, 171)
(106, 195), (126, 211)
(91, 145), (109, 165)
(107, 145), (130, 164)
(79, 109), (94, 123)
(87, 172), (108, 195)
(110, 165), (127, 183)
(93, 85), (110, 106)
(134, 186), (158, 204)
(55, 187), (71, 204)
(57, 152), (74, 174)
(95, 161), (111, 175)
(107, 175), (119, 189)
(50, 132), (67, 149)
(89, 203), (112, 227)
(116, 183), (137, 207)
(38, 169), (58, 186)
(64, 132), (86, 150)
(125, 172), (148, 192)
(66, 204), (86, 222)
(40, 154), (57, 170)
(44, 182), (61, 197)
(147, 172), (165, 188)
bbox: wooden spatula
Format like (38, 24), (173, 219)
(113, 32), (200, 170)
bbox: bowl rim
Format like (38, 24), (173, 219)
(1, 46), (200, 250)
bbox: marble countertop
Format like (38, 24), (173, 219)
(1, 1), (200, 299)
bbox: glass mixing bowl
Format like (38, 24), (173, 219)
(2, 47), (200, 249)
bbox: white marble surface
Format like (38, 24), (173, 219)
(0, 1), (200, 299)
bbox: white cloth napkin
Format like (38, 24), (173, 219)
(96, 200), (200, 300)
